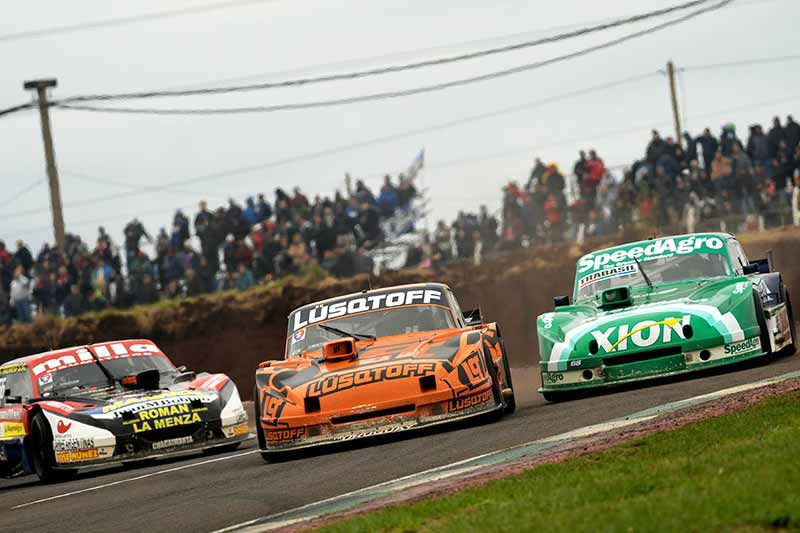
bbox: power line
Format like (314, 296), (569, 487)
(7, 93), (799, 239)
(166, 14), (652, 91)
(1, 72), (658, 221)
(4, 202), (200, 240)
(6, 52), (793, 121)
(54, 0), (717, 106)
(10, 51), (795, 222)
(428, 94), (800, 171)
(55, 0), (733, 115)
(0, 178), (45, 208)
(682, 54), (800, 71)
(63, 169), (198, 195)
(91, 0), (774, 95)
(0, 0), (280, 43)
(0, 102), (35, 117)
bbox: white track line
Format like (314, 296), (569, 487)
(213, 369), (800, 533)
(12, 449), (259, 510)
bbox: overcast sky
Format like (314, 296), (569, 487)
(1, 0), (797, 253)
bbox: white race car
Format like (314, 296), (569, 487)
(0, 339), (249, 481)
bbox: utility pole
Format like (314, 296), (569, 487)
(24, 78), (66, 255)
(666, 60), (683, 150)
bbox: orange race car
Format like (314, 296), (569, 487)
(254, 282), (516, 459)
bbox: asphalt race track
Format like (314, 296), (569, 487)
(2, 352), (799, 533)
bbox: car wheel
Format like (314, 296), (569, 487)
(253, 386), (269, 463)
(784, 290), (796, 355)
(28, 413), (76, 483)
(753, 289), (773, 359)
(499, 340), (516, 414)
(482, 342), (504, 419)
(261, 450), (293, 463)
(542, 391), (567, 403)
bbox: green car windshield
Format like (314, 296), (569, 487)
(575, 252), (731, 300)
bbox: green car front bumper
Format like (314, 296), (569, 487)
(538, 336), (767, 393)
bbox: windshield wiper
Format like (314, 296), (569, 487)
(86, 346), (120, 388)
(633, 257), (653, 289)
(33, 391), (109, 404)
(318, 324), (376, 341)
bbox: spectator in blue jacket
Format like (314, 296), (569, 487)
(243, 196), (258, 225)
(378, 175), (400, 217)
(235, 263), (255, 291)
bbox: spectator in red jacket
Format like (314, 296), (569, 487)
(585, 149), (605, 183)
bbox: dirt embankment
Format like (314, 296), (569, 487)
(2, 228), (798, 399)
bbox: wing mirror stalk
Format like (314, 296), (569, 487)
(463, 307), (483, 326)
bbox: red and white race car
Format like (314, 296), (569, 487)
(0, 339), (249, 481)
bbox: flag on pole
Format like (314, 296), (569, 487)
(407, 148), (425, 181)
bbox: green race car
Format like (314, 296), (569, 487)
(537, 233), (796, 401)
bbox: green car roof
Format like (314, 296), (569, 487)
(574, 233), (734, 300)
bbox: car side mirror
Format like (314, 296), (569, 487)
(742, 263), (759, 275)
(122, 369), (162, 390)
(553, 295), (570, 308)
(3, 390), (22, 404)
(173, 370), (197, 384)
(463, 308), (483, 326)
(177, 365), (187, 373)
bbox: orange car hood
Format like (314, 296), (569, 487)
(259, 327), (484, 399)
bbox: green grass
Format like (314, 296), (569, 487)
(320, 392), (800, 532)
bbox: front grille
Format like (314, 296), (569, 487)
(331, 404), (415, 425)
(602, 346), (682, 367)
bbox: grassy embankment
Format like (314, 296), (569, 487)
(320, 392), (800, 532)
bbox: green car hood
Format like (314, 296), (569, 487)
(537, 277), (759, 372)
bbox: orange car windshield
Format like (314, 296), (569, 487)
(287, 305), (455, 358)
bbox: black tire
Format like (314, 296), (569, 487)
(753, 289), (773, 358)
(260, 450), (293, 463)
(28, 413), (76, 483)
(481, 342), (504, 420)
(499, 340), (516, 414)
(783, 290), (796, 355)
(542, 391), (568, 403)
(253, 386), (269, 463)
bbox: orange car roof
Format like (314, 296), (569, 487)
(289, 282), (451, 316)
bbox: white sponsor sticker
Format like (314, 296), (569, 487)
(331, 424), (413, 441)
(152, 436), (194, 450)
(579, 263), (638, 289)
(291, 289), (443, 332)
(723, 337), (761, 356)
(53, 436), (96, 452)
(577, 235), (725, 274)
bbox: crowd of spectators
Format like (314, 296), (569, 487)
(4, 113), (799, 325)
(0, 173), (422, 324)
(501, 114), (800, 246)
